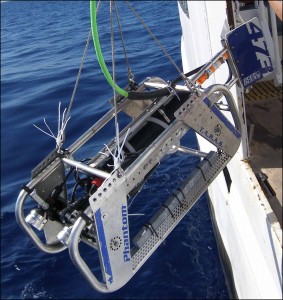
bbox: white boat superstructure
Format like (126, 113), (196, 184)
(178, 1), (282, 298)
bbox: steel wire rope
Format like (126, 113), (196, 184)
(125, 1), (182, 75)
(113, 1), (135, 85)
(110, 0), (121, 168)
(90, 0), (128, 97)
(124, 0), (196, 92)
(64, 29), (91, 125)
(90, 0), (193, 100)
(64, 1), (102, 126)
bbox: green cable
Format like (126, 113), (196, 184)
(90, 0), (128, 97)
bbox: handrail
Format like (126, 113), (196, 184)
(204, 84), (241, 133)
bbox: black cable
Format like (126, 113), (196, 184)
(127, 64), (204, 100)
(128, 88), (170, 100)
(224, 59), (233, 85)
(171, 64), (204, 87)
(50, 167), (74, 200)
(70, 178), (89, 204)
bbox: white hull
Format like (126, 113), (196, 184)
(178, 1), (282, 298)
(206, 153), (282, 298)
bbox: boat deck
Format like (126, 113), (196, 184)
(245, 80), (282, 227)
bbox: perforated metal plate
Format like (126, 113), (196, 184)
(90, 172), (133, 290)
(132, 151), (230, 270)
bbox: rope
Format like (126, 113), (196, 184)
(125, 1), (196, 92)
(36, 0), (102, 152)
(64, 29), (92, 125)
(109, 1), (132, 171)
(33, 102), (70, 153)
(90, 0), (128, 97)
(65, 1), (102, 125)
(125, 0), (182, 75)
(104, 128), (131, 171)
(113, 1), (134, 84)
(110, 0), (121, 169)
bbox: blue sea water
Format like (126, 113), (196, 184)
(1, 1), (229, 299)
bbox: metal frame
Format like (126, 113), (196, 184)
(15, 41), (249, 292)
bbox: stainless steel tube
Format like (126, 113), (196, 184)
(62, 157), (110, 179)
(68, 206), (108, 293)
(15, 189), (67, 254)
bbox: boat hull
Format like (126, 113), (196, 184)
(178, 1), (282, 298)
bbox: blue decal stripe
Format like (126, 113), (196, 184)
(94, 209), (113, 284)
(204, 98), (241, 139)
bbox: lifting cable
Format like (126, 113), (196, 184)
(63, 2), (102, 130)
(90, 0), (128, 97)
(124, 1), (199, 93)
(90, 0), (201, 100)
(110, 0), (122, 168)
(125, 0), (183, 76)
(89, 0), (173, 100)
(64, 28), (92, 125)
(113, 1), (135, 86)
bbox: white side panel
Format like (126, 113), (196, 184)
(178, 1), (282, 298)
(207, 155), (282, 299)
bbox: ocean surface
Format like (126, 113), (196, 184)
(1, 1), (229, 299)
